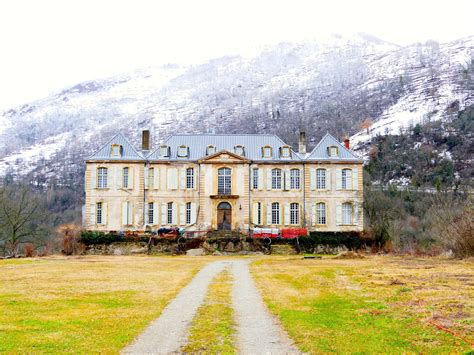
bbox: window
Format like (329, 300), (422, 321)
(271, 202), (280, 225)
(177, 145), (188, 157)
(342, 169), (352, 189)
(206, 145), (216, 155)
(262, 146), (272, 158)
(122, 167), (129, 188)
(342, 202), (352, 225)
(160, 145), (170, 157)
(148, 168), (154, 188)
(252, 168), (259, 189)
(272, 169), (282, 189)
(257, 202), (262, 225)
(280, 146), (291, 158)
(290, 202), (299, 224)
(328, 146), (338, 157)
(234, 145), (245, 156)
(186, 168), (194, 189)
(111, 144), (122, 157)
(218, 167), (231, 195)
(148, 202), (154, 224)
(317, 202), (326, 224)
(97, 167), (108, 188)
(186, 202), (192, 224)
(290, 169), (300, 189)
(96, 202), (102, 224)
(316, 169), (326, 189)
(167, 202), (174, 224)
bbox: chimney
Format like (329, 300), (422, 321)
(142, 130), (150, 151)
(343, 136), (350, 149)
(298, 131), (307, 154)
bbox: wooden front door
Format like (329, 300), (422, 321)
(217, 202), (232, 230)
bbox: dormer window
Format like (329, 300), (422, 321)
(262, 145), (272, 158)
(328, 146), (338, 157)
(234, 145), (245, 156)
(160, 145), (170, 157)
(206, 145), (216, 156)
(111, 144), (122, 157)
(177, 145), (189, 158)
(280, 146), (291, 158)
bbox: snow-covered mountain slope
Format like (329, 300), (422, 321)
(0, 34), (472, 181)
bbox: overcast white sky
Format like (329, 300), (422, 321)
(0, 0), (473, 110)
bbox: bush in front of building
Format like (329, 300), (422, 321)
(80, 231), (126, 245)
(298, 231), (368, 253)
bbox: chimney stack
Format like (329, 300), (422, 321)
(343, 136), (350, 149)
(298, 131), (307, 154)
(142, 130), (150, 151)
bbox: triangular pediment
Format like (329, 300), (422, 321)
(198, 150), (250, 163)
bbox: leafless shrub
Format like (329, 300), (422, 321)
(58, 224), (84, 256)
(24, 243), (34, 257)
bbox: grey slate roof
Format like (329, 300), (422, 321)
(306, 133), (362, 161)
(147, 134), (301, 161)
(87, 133), (144, 161)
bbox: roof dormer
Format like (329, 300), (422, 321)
(261, 145), (272, 159)
(327, 146), (338, 157)
(110, 144), (123, 157)
(234, 145), (245, 156)
(206, 145), (216, 156)
(279, 145), (291, 158)
(177, 145), (189, 158)
(160, 145), (170, 158)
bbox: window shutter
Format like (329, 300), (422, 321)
(336, 169), (342, 190)
(144, 167), (149, 189)
(161, 203), (167, 225)
(266, 203), (272, 225)
(172, 203), (177, 225)
(179, 203), (186, 225)
(311, 204), (317, 225)
(279, 205), (282, 226)
(353, 168), (359, 190)
(90, 204), (96, 225)
(153, 167), (160, 189)
(354, 203), (359, 225)
(326, 169), (331, 190)
(129, 167), (134, 189)
(284, 203), (290, 225)
(167, 168), (178, 190)
(252, 202), (259, 224)
(101, 203), (107, 225)
(116, 167), (122, 189)
(149, 168), (154, 189)
(90, 166), (96, 189)
(122, 202), (128, 225)
(310, 168), (316, 190)
(284, 170), (290, 190)
(336, 203), (342, 225)
(128, 202), (134, 225)
(258, 169), (263, 190)
(145, 203), (149, 224)
(193, 170), (197, 190)
(266, 169), (272, 190)
(250, 169), (254, 191)
(191, 203), (197, 224)
(179, 168), (186, 189)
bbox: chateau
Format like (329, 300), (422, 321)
(84, 131), (363, 233)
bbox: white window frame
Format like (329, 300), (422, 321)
(252, 168), (259, 189)
(96, 202), (102, 224)
(271, 202), (280, 225)
(281, 146), (291, 158)
(160, 145), (169, 157)
(342, 169), (352, 190)
(272, 169), (282, 189)
(186, 202), (192, 224)
(207, 145), (216, 155)
(123, 167), (129, 188)
(290, 169), (300, 189)
(262, 146), (272, 158)
(342, 202), (352, 225)
(97, 167), (108, 188)
(186, 167), (194, 189)
(218, 167), (232, 195)
(177, 145), (188, 157)
(167, 202), (174, 224)
(317, 202), (326, 225)
(290, 202), (299, 225)
(316, 169), (326, 189)
(234, 145), (245, 156)
(111, 144), (122, 157)
(329, 146), (338, 157)
(148, 202), (154, 225)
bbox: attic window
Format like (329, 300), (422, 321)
(234, 145), (245, 156)
(280, 146), (291, 158)
(328, 146), (338, 157)
(160, 145), (170, 157)
(262, 146), (272, 158)
(206, 145), (216, 155)
(111, 144), (123, 157)
(177, 145), (189, 158)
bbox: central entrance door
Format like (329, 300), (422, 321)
(217, 202), (232, 230)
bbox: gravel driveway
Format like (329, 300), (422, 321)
(122, 259), (299, 354)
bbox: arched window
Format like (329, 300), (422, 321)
(316, 202), (326, 224)
(186, 167), (194, 189)
(342, 169), (352, 189)
(218, 167), (232, 195)
(316, 169), (326, 189)
(97, 167), (108, 188)
(272, 202), (280, 225)
(290, 202), (299, 224)
(290, 169), (300, 189)
(342, 202), (352, 225)
(272, 168), (282, 189)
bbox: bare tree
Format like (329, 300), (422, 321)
(0, 185), (48, 256)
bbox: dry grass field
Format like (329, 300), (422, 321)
(0, 256), (209, 353)
(252, 256), (474, 354)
